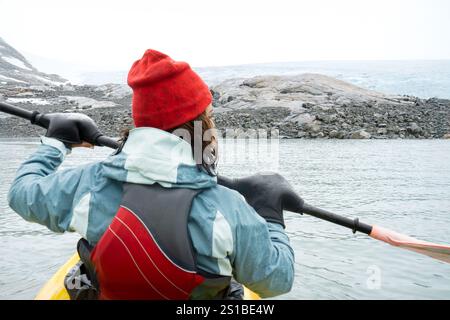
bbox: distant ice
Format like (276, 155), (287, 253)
(2, 56), (32, 71)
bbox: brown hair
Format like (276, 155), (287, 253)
(120, 109), (218, 176)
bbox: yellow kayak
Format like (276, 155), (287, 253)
(35, 253), (260, 300)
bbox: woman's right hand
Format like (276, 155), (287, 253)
(218, 173), (304, 228)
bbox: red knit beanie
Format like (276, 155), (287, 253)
(127, 49), (212, 130)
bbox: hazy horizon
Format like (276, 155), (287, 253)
(22, 52), (450, 84)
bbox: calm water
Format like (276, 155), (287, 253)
(0, 139), (449, 299)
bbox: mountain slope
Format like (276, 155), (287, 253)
(0, 37), (67, 86)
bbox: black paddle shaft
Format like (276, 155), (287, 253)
(0, 101), (35, 121)
(1, 101), (373, 233)
(0, 101), (119, 149)
(301, 203), (373, 235)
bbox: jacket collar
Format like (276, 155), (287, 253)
(120, 127), (216, 189)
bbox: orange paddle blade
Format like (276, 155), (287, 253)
(370, 225), (450, 264)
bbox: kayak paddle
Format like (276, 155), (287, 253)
(0, 101), (119, 149)
(2, 101), (449, 264)
(301, 203), (450, 264)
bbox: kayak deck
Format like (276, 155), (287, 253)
(35, 253), (260, 300)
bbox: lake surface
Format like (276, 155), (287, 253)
(0, 139), (449, 299)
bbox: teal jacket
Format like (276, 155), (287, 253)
(8, 127), (294, 298)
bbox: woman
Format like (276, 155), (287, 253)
(8, 49), (295, 299)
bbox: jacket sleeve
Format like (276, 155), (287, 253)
(7, 137), (89, 233)
(232, 199), (295, 298)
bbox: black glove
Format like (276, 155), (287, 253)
(218, 173), (304, 228)
(40, 113), (102, 147)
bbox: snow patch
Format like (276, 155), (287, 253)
(0, 74), (27, 83)
(2, 56), (32, 71)
(16, 91), (35, 97)
(6, 97), (51, 105)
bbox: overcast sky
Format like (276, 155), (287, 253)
(1, 0), (449, 73)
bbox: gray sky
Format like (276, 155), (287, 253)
(1, 0), (449, 73)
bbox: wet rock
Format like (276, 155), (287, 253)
(329, 130), (339, 138)
(350, 130), (371, 139)
(407, 122), (422, 135)
(305, 122), (321, 133)
(377, 128), (388, 135)
(316, 132), (325, 138)
(292, 113), (316, 126)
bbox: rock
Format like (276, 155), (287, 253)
(305, 122), (321, 133)
(329, 130), (339, 138)
(210, 89), (220, 101)
(341, 122), (351, 130)
(317, 113), (337, 124)
(407, 122), (422, 135)
(292, 113), (316, 126)
(316, 132), (325, 138)
(350, 130), (371, 139)
(391, 126), (400, 134)
(377, 128), (388, 135)
(443, 133), (450, 139)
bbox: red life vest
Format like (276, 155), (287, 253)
(85, 183), (229, 300)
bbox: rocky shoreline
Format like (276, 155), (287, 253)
(1, 74), (449, 140)
(211, 74), (450, 139)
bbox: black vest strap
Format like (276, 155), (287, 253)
(77, 238), (98, 289)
